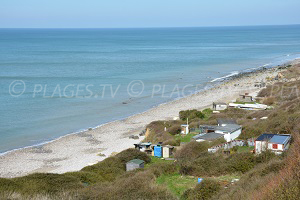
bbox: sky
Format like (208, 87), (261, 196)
(1, 0), (300, 28)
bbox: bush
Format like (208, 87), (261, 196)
(115, 148), (151, 164)
(163, 138), (180, 146)
(168, 125), (182, 135)
(175, 141), (209, 163)
(227, 153), (256, 173)
(180, 153), (227, 176)
(65, 171), (106, 185)
(263, 97), (275, 105)
(179, 110), (205, 121)
(81, 157), (125, 182)
(78, 170), (177, 200)
(181, 179), (221, 200)
(2, 173), (83, 196)
(150, 162), (178, 177)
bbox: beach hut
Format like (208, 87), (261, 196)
(217, 118), (237, 126)
(213, 102), (228, 111)
(162, 145), (174, 158)
(153, 145), (163, 157)
(181, 125), (189, 134)
(238, 93), (254, 103)
(255, 134), (291, 154)
(134, 142), (153, 155)
(126, 159), (145, 171)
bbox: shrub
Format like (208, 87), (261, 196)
(163, 138), (180, 146)
(81, 157), (125, 182)
(175, 141), (209, 163)
(168, 125), (182, 135)
(263, 97), (275, 105)
(4, 173), (83, 196)
(181, 179), (221, 200)
(227, 153), (256, 173)
(150, 162), (178, 177)
(180, 153), (227, 176)
(64, 171), (106, 185)
(78, 170), (177, 200)
(115, 148), (151, 164)
(179, 110), (205, 121)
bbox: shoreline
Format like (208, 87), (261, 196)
(0, 59), (299, 178)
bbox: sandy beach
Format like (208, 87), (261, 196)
(0, 60), (298, 178)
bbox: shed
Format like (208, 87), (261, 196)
(181, 124), (189, 134)
(126, 159), (145, 171)
(154, 145), (163, 157)
(217, 118), (237, 126)
(162, 145), (174, 158)
(213, 102), (228, 111)
(193, 132), (224, 142)
(134, 142), (153, 155)
(238, 93), (254, 103)
(255, 134), (291, 154)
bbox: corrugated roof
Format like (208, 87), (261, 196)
(217, 118), (237, 125)
(127, 159), (145, 165)
(194, 132), (224, 141)
(200, 124), (241, 133)
(215, 124), (241, 133)
(270, 135), (291, 144)
(255, 134), (276, 141)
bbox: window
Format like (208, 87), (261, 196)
(272, 144), (278, 149)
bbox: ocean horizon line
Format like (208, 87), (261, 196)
(1, 23), (300, 29)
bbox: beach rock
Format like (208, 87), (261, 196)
(139, 129), (146, 136)
(133, 136), (139, 140)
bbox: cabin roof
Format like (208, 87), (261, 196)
(255, 134), (277, 141)
(127, 159), (145, 165)
(194, 132), (224, 141)
(269, 135), (291, 144)
(217, 118), (237, 125)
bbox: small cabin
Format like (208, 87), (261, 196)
(238, 93), (253, 103)
(134, 142), (152, 155)
(217, 118), (237, 127)
(126, 159), (145, 171)
(181, 124), (189, 135)
(153, 145), (163, 157)
(162, 145), (174, 158)
(255, 134), (291, 154)
(213, 102), (228, 111)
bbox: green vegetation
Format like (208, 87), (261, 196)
(179, 109), (205, 121)
(145, 156), (174, 168)
(182, 179), (221, 200)
(175, 133), (196, 143)
(156, 173), (197, 197)
(235, 146), (254, 153)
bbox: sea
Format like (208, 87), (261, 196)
(0, 25), (300, 153)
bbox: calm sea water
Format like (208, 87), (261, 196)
(0, 25), (300, 153)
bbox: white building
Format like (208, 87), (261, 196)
(228, 103), (268, 110)
(181, 124), (189, 134)
(255, 134), (291, 154)
(194, 119), (242, 142)
(213, 102), (228, 111)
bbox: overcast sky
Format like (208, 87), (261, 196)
(1, 0), (299, 28)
